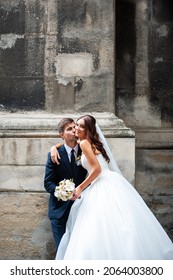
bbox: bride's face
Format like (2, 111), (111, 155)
(75, 118), (86, 140)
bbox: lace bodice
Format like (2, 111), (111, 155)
(81, 153), (110, 174)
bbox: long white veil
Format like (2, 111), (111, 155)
(96, 123), (122, 175)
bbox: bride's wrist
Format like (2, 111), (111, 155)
(76, 186), (82, 195)
(51, 145), (57, 151)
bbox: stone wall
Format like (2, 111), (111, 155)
(0, 0), (115, 113)
(135, 129), (173, 240)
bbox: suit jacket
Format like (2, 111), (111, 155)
(44, 145), (87, 220)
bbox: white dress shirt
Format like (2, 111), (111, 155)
(64, 144), (78, 162)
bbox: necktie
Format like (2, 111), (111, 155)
(70, 149), (75, 178)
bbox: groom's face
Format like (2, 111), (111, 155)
(61, 122), (77, 145)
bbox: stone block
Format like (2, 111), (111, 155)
(55, 53), (93, 78)
(108, 138), (135, 184)
(0, 138), (58, 165)
(135, 148), (173, 238)
(0, 192), (55, 260)
(136, 149), (173, 192)
(0, 166), (45, 192)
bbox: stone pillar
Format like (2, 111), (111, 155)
(134, 0), (160, 126)
(44, 0), (59, 112)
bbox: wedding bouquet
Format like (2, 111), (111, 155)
(54, 179), (75, 201)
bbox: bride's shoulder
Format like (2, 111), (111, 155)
(79, 139), (90, 147)
(79, 139), (92, 151)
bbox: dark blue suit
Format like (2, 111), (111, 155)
(44, 145), (87, 249)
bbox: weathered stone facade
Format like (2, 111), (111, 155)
(0, 0), (115, 113)
(0, 0), (172, 259)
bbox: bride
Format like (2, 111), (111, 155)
(52, 114), (173, 259)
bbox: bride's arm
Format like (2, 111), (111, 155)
(50, 143), (63, 164)
(73, 139), (101, 198)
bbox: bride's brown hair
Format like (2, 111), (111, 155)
(77, 115), (110, 162)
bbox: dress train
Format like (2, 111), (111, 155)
(56, 154), (173, 260)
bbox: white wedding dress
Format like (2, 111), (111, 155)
(56, 154), (173, 260)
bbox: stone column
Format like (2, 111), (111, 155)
(44, 0), (58, 111)
(134, 0), (160, 126)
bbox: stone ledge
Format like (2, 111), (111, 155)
(0, 111), (135, 138)
(135, 128), (173, 148)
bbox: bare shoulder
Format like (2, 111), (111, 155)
(79, 139), (92, 150)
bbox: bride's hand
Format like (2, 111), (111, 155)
(50, 145), (61, 164)
(70, 187), (82, 200)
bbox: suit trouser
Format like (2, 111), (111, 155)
(50, 207), (71, 250)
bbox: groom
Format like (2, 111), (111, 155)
(44, 118), (87, 249)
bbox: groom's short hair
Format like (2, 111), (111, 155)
(58, 118), (74, 134)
